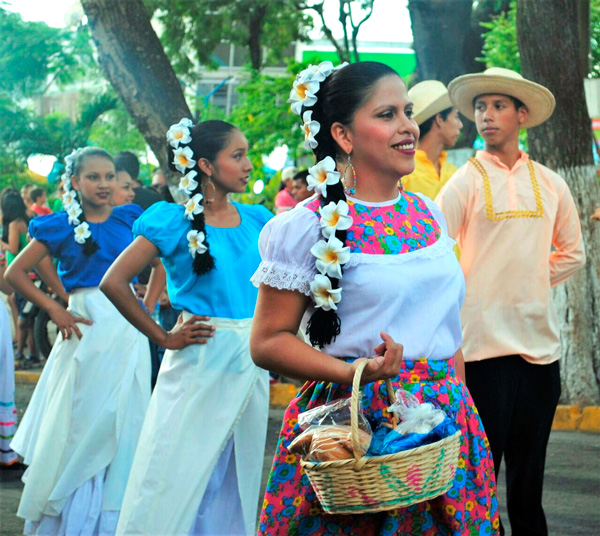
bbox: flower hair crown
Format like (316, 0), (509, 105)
(288, 61), (352, 315)
(167, 118), (208, 259)
(61, 148), (94, 245)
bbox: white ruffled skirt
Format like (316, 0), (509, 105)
(116, 315), (269, 536)
(11, 287), (151, 535)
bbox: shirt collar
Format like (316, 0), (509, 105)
(415, 149), (448, 165)
(477, 149), (529, 173)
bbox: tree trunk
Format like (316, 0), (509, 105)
(407, 0), (509, 147)
(248, 5), (268, 70)
(518, 0), (600, 405)
(81, 0), (191, 171)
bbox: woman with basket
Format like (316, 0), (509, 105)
(250, 61), (499, 535)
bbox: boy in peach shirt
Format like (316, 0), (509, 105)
(437, 68), (585, 536)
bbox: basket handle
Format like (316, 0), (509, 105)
(350, 359), (398, 461)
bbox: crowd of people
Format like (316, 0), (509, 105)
(0, 60), (591, 536)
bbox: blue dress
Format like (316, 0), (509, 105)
(133, 200), (272, 318)
(29, 204), (143, 292)
(117, 200), (274, 536)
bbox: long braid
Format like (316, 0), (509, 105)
(293, 61), (399, 348)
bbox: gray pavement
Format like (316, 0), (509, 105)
(1, 385), (599, 535)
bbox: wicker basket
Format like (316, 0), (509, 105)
(300, 360), (461, 515)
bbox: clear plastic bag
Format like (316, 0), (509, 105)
(387, 390), (446, 435)
(289, 398), (373, 461)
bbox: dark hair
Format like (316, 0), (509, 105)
(167, 119), (238, 276)
(114, 151), (140, 180)
(30, 187), (46, 203)
(1, 190), (29, 242)
(304, 61), (400, 348)
(293, 170), (309, 184)
(68, 147), (114, 255)
(418, 106), (453, 138)
(472, 94), (526, 110)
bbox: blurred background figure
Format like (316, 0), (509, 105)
(151, 168), (167, 188)
(274, 166), (298, 214)
(291, 169), (312, 202)
(114, 151), (142, 188)
(113, 164), (136, 206)
(402, 80), (463, 200)
(29, 188), (52, 217)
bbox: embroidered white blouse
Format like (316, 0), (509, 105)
(251, 193), (465, 361)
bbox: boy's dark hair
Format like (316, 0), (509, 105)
(472, 94), (526, 111)
(292, 170), (309, 184)
(114, 151), (140, 179)
(419, 107), (453, 138)
(30, 187), (46, 203)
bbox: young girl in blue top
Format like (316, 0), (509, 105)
(6, 147), (153, 535)
(100, 120), (273, 536)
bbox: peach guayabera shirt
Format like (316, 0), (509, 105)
(436, 150), (585, 365)
(402, 149), (458, 200)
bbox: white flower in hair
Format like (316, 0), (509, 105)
(187, 229), (207, 258)
(173, 146), (196, 174)
(73, 222), (91, 244)
(289, 74), (320, 115)
(302, 61), (334, 82)
(178, 170), (199, 195)
(302, 111), (320, 150)
(310, 274), (342, 311)
(184, 193), (204, 220)
(310, 233), (351, 280)
(319, 200), (353, 238)
(62, 190), (77, 208)
(167, 122), (192, 149)
(334, 62), (349, 71)
(307, 156), (341, 197)
(66, 203), (82, 225)
(178, 118), (193, 127)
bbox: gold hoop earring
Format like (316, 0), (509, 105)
(342, 154), (356, 196)
(204, 177), (216, 204)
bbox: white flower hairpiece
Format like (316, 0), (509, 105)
(73, 222), (91, 244)
(67, 203), (82, 226)
(178, 170), (199, 195)
(167, 122), (192, 149)
(310, 274), (342, 311)
(310, 233), (351, 280)
(319, 200), (353, 239)
(173, 146), (196, 174)
(289, 75), (320, 116)
(187, 229), (208, 257)
(302, 111), (320, 150)
(62, 190), (77, 208)
(307, 156), (341, 197)
(184, 193), (204, 220)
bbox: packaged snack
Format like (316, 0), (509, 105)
(289, 424), (372, 461)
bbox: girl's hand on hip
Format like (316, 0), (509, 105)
(48, 303), (93, 340)
(352, 332), (404, 384)
(163, 314), (215, 349)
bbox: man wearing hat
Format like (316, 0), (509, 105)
(436, 67), (586, 536)
(274, 166), (298, 214)
(401, 80), (463, 199)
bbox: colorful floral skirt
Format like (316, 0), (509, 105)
(258, 358), (500, 536)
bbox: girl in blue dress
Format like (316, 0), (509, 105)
(100, 120), (273, 535)
(6, 147), (153, 535)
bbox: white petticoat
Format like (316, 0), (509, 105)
(116, 316), (269, 536)
(11, 287), (151, 531)
(1, 301), (18, 466)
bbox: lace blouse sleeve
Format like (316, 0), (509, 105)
(250, 206), (320, 296)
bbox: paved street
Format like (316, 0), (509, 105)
(1, 384), (599, 535)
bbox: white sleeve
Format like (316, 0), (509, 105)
(250, 206), (321, 296)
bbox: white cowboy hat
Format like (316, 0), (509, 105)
(408, 80), (454, 126)
(448, 67), (555, 129)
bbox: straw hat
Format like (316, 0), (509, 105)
(408, 81), (454, 126)
(448, 67), (555, 128)
(281, 166), (298, 181)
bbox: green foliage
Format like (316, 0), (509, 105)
(146, 0), (312, 75)
(88, 104), (147, 156)
(591, 0), (600, 78)
(479, 1), (519, 71)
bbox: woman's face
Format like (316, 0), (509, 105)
(439, 108), (463, 148)
(342, 75), (419, 181)
(112, 170), (135, 206)
(71, 156), (116, 209)
(210, 130), (253, 195)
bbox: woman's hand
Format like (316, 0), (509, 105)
(162, 314), (215, 350)
(351, 332), (404, 384)
(48, 302), (93, 340)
